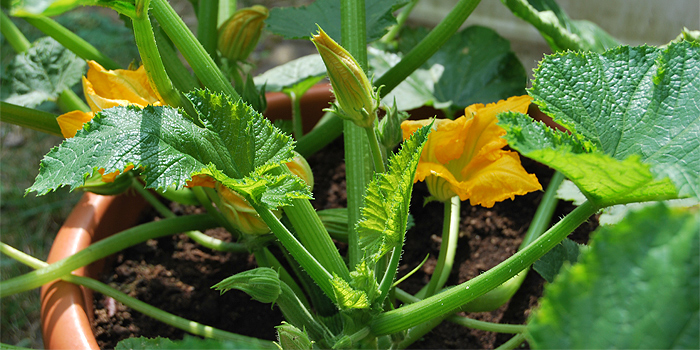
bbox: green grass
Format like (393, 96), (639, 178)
(1, 8), (141, 348)
(0, 126), (82, 349)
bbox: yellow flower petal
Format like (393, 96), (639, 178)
(56, 110), (95, 138)
(83, 60), (162, 112)
(402, 95), (541, 206)
(99, 164), (135, 183)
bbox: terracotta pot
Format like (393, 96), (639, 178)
(39, 86), (334, 349)
(40, 84), (559, 348)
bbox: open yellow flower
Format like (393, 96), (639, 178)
(401, 95), (542, 207)
(56, 60), (162, 138)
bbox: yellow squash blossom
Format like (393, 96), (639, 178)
(56, 60), (163, 183)
(56, 60), (162, 138)
(187, 152), (314, 236)
(402, 96), (542, 207)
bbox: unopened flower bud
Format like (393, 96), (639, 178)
(218, 5), (269, 62)
(377, 99), (410, 150)
(212, 267), (281, 303)
(216, 182), (281, 235)
(275, 322), (313, 350)
(286, 152), (314, 190)
(78, 166), (134, 195)
(312, 28), (377, 128)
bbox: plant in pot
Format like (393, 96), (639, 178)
(1, 0), (698, 349)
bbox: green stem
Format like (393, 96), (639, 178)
(369, 200), (599, 335)
(277, 281), (334, 348)
(460, 171), (565, 312)
(365, 125), (387, 173)
(374, 0), (482, 96)
(131, 180), (248, 253)
(133, 0), (183, 108)
(290, 91), (304, 140)
(494, 333), (527, 350)
(255, 247), (311, 309)
(0, 243), (276, 348)
(0, 102), (62, 136)
(380, 0), (419, 44)
(423, 196), (460, 297)
(1, 12), (30, 52)
(151, 0), (239, 99)
(56, 89), (91, 113)
(276, 166), (350, 281)
(197, 0), (219, 59)
(0, 214), (217, 297)
(341, 0), (371, 271)
(295, 111), (343, 157)
(154, 28), (200, 92)
(251, 202), (337, 303)
(23, 15), (121, 70)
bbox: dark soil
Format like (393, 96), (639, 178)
(92, 137), (597, 349)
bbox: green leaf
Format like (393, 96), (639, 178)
(117, 335), (272, 350)
(331, 274), (370, 310)
(3, 37), (85, 108)
(501, 0), (620, 53)
(253, 54), (326, 92)
(115, 336), (176, 350)
(397, 26), (527, 112)
(28, 90), (311, 209)
(527, 204), (699, 349)
(356, 122), (431, 263)
(533, 238), (583, 283)
(501, 41), (700, 205)
(212, 267), (281, 303)
(266, 0), (403, 42)
(368, 47), (445, 111)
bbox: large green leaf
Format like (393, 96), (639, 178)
(500, 41), (700, 205)
(266, 0), (404, 42)
(253, 54), (326, 92)
(527, 204), (699, 349)
(397, 26), (527, 113)
(28, 90), (310, 209)
(356, 123), (431, 264)
(3, 37), (85, 108)
(116, 335), (274, 350)
(501, 0), (620, 53)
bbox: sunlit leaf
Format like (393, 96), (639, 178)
(528, 204), (699, 349)
(4, 37), (85, 108)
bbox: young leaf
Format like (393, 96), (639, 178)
(331, 274), (370, 310)
(501, 0), (620, 52)
(212, 268), (281, 303)
(4, 37), (85, 108)
(266, 0), (402, 42)
(116, 335), (275, 350)
(28, 90), (311, 209)
(527, 204), (699, 349)
(500, 41), (700, 205)
(356, 122), (431, 263)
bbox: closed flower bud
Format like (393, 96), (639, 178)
(216, 182), (282, 235)
(78, 166), (134, 195)
(286, 151), (314, 190)
(312, 28), (377, 128)
(377, 99), (410, 150)
(212, 267), (281, 304)
(218, 5), (269, 62)
(275, 322), (313, 350)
